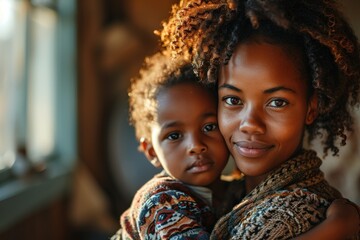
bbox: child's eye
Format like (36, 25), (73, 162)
(268, 99), (288, 108)
(166, 132), (182, 141)
(223, 96), (243, 106)
(203, 123), (217, 132)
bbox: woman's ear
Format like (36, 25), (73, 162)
(306, 93), (319, 125)
(139, 137), (162, 168)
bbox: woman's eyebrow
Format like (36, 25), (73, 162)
(218, 83), (241, 92)
(264, 86), (296, 94)
(218, 84), (296, 94)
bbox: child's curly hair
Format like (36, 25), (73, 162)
(160, 0), (360, 156)
(128, 51), (215, 141)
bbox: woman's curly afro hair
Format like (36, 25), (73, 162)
(160, 0), (360, 156)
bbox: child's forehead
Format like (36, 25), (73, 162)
(154, 82), (218, 127)
(159, 81), (215, 98)
(156, 82), (217, 110)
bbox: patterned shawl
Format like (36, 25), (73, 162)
(211, 149), (342, 239)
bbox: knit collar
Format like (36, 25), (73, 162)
(244, 148), (323, 202)
(211, 149), (325, 239)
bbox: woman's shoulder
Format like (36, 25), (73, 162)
(233, 188), (330, 238)
(255, 188), (330, 216)
(247, 188), (331, 223)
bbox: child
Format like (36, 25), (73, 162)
(112, 52), (359, 240)
(116, 52), (230, 239)
(160, 0), (360, 239)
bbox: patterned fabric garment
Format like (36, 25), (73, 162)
(113, 172), (216, 240)
(211, 149), (346, 240)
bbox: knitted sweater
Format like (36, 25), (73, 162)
(211, 149), (343, 240)
(114, 172), (216, 240)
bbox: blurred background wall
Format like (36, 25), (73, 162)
(0, 1), (359, 240)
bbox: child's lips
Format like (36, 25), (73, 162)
(234, 141), (274, 158)
(187, 159), (213, 174)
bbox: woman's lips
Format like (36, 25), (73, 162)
(234, 141), (274, 158)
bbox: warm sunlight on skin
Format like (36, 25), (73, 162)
(149, 82), (229, 186)
(218, 41), (318, 191)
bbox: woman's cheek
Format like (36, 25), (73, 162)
(218, 110), (236, 138)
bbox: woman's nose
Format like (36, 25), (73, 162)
(239, 108), (265, 135)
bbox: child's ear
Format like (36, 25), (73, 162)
(139, 138), (162, 168)
(306, 93), (319, 125)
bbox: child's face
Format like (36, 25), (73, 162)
(150, 82), (229, 186)
(218, 41), (317, 180)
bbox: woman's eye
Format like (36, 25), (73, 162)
(223, 96), (242, 106)
(203, 123), (217, 132)
(268, 99), (288, 108)
(166, 132), (181, 140)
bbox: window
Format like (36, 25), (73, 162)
(0, 0), (26, 171)
(27, 6), (57, 162)
(0, 0), (76, 231)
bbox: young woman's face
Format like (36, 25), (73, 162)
(150, 82), (229, 186)
(218, 42), (317, 180)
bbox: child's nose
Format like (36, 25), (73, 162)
(188, 136), (207, 154)
(239, 108), (265, 135)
